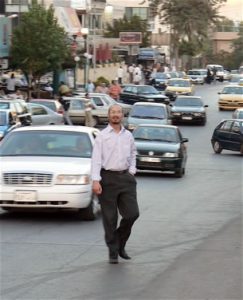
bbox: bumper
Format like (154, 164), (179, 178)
(0, 185), (92, 209)
(136, 157), (183, 171)
(172, 115), (206, 123)
(218, 103), (243, 110)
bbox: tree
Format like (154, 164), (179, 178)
(10, 1), (70, 95)
(104, 15), (151, 47)
(149, 0), (227, 68)
(231, 21), (243, 68)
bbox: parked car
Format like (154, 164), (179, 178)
(133, 124), (188, 177)
(72, 92), (131, 116)
(119, 84), (169, 105)
(170, 96), (208, 125)
(0, 109), (21, 140)
(27, 103), (64, 125)
(165, 78), (195, 101)
(187, 69), (207, 84)
(0, 125), (101, 220)
(125, 102), (171, 131)
(218, 85), (243, 110)
(0, 98), (32, 126)
(29, 99), (64, 114)
(65, 97), (109, 126)
(149, 72), (170, 90)
(232, 108), (243, 119)
(211, 119), (243, 154)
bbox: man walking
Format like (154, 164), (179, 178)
(91, 104), (139, 264)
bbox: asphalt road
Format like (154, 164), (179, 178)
(0, 81), (242, 300)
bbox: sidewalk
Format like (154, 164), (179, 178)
(76, 63), (130, 84)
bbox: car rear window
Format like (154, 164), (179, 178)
(31, 101), (56, 111)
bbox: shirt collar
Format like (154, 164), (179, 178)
(107, 124), (125, 134)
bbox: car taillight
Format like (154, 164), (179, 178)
(58, 108), (64, 114)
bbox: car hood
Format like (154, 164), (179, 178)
(171, 106), (205, 113)
(128, 116), (168, 125)
(139, 93), (167, 99)
(135, 140), (179, 152)
(219, 95), (243, 100)
(166, 87), (192, 92)
(0, 156), (91, 174)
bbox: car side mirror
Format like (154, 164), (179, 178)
(181, 138), (189, 143)
(218, 92), (221, 94)
(204, 105), (209, 107)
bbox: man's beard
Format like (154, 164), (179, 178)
(109, 118), (121, 124)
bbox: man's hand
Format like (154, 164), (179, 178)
(92, 181), (102, 195)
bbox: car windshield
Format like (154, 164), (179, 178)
(168, 80), (190, 87)
(237, 111), (243, 119)
(137, 86), (159, 94)
(175, 98), (203, 107)
(0, 131), (92, 158)
(0, 111), (7, 125)
(31, 101), (56, 111)
(222, 87), (243, 94)
(130, 105), (165, 119)
(0, 102), (10, 109)
(155, 73), (168, 79)
(188, 71), (201, 75)
(133, 127), (178, 142)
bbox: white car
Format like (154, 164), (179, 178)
(27, 103), (64, 125)
(0, 125), (100, 220)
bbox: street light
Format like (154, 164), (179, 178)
(74, 55), (80, 90)
(81, 27), (89, 90)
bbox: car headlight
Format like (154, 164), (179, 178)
(147, 98), (155, 102)
(128, 124), (137, 130)
(0, 132), (4, 138)
(56, 174), (90, 185)
(172, 112), (181, 116)
(193, 112), (203, 116)
(163, 152), (178, 158)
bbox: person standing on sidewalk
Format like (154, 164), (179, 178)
(117, 65), (124, 85)
(84, 93), (94, 127)
(91, 104), (139, 264)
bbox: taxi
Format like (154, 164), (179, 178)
(165, 78), (195, 101)
(218, 85), (243, 110)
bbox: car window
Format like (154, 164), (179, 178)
(0, 111), (7, 125)
(220, 120), (234, 131)
(32, 106), (48, 115)
(175, 98), (202, 106)
(0, 102), (10, 109)
(70, 100), (84, 110)
(131, 105), (165, 119)
(124, 86), (133, 93)
(91, 97), (104, 106)
(134, 127), (178, 142)
(137, 86), (159, 94)
(32, 101), (56, 111)
(0, 131), (92, 158)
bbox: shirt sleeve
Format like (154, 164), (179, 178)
(128, 133), (137, 175)
(91, 133), (103, 181)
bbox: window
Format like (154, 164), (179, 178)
(125, 7), (148, 20)
(92, 97), (104, 106)
(221, 121), (234, 131)
(71, 100), (84, 110)
(32, 107), (48, 116)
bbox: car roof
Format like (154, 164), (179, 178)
(9, 125), (100, 134)
(176, 96), (202, 99)
(136, 124), (178, 129)
(30, 99), (58, 102)
(133, 102), (167, 107)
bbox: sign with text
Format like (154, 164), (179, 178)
(119, 32), (142, 45)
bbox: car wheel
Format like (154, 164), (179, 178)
(174, 167), (184, 178)
(77, 194), (100, 221)
(213, 141), (223, 154)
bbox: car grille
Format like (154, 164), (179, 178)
(3, 173), (53, 186)
(138, 151), (164, 157)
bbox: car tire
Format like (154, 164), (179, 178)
(174, 167), (184, 178)
(213, 141), (223, 154)
(76, 194), (100, 221)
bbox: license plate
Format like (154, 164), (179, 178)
(140, 157), (161, 163)
(15, 191), (37, 202)
(182, 116), (192, 120)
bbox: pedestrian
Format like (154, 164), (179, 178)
(117, 65), (124, 85)
(206, 68), (212, 84)
(108, 80), (122, 101)
(58, 96), (73, 125)
(58, 81), (71, 96)
(95, 82), (109, 94)
(84, 93), (95, 127)
(6, 73), (16, 94)
(127, 64), (134, 83)
(91, 104), (139, 264)
(86, 80), (95, 93)
(133, 72), (141, 85)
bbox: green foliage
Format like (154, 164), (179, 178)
(149, 0), (227, 61)
(104, 15), (150, 47)
(10, 2), (70, 80)
(94, 76), (110, 86)
(215, 17), (235, 32)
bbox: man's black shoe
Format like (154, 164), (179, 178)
(119, 248), (131, 260)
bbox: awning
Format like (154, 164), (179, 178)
(54, 7), (82, 36)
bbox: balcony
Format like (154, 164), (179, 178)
(5, 0), (29, 14)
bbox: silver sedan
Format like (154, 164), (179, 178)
(27, 103), (64, 125)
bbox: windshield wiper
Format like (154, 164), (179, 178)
(135, 137), (152, 141)
(141, 116), (164, 119)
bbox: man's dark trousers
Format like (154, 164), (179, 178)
(99, 169), (139, 254)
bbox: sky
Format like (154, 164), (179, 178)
(219, 0), (243, 21)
